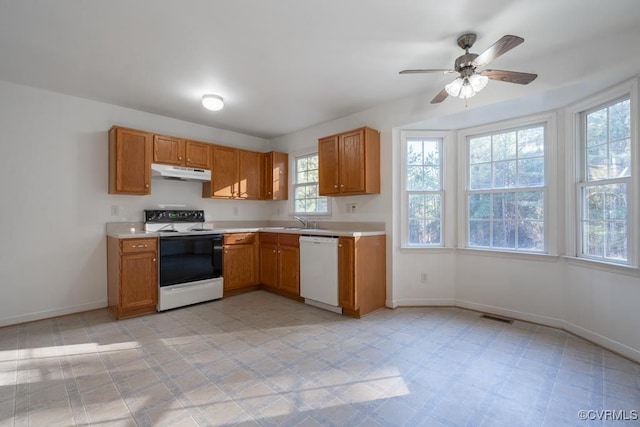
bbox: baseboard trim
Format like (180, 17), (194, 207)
(455, 299), (565, 328)
(0, 300), (107, 328)
(392, 298), (456, 308)
(563, 320), (640, 363)
(391, 298), (640, 364)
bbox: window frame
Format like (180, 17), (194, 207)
(291, 150), (331, 217)
(400, 131), (449, 249)
(458, 113), (557, 255)
(567, 79), (638, 267)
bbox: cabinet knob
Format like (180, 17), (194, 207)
(145, 184), (150, 188)
(334, 184), (338, 189)
(224, 250), (228, 254)
(273, 250), (276, 253)
(179, 156), (182, 160)
(152, 258), (156, 262)
(341, 184), (344, 188)
(187, 158), (191, 162)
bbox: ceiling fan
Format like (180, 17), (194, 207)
(400, 33), (537, 104)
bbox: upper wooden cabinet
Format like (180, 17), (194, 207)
(109, 126), (152, 195)
(318, 127), (380, 196)
(153, 134), (211, 169)
(109, 124), (281, 200)
(203, 146), (263, 199)
(205, 145), (237, 198)
(263, 152), (288, 200)
(239, 149), (263, 199)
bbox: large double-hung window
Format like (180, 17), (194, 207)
(466, 123), (547, 252)
(578, 97), (631, 263)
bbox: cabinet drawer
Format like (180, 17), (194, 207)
(121, 238), (157, 253)
(278, 233), (300, 247)
(259, 232), (279, 244)
(224, 233), (256, 245)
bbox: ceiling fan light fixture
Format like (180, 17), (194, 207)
(468, 73), (489, 92)
(459, 80), (476, 99)
(202, 94), (224, 111)
(445, 77), (464, 97)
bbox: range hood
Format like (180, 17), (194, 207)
(151, 163), (211, 182)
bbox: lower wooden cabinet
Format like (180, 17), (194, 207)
(338, 235), (386, 318)
(259, 233), (300, 298)
(107, 237), (158, 319)
(223, 233), (259, 292)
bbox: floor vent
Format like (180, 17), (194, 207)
(481, 314), (514, 324)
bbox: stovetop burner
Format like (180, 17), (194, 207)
(144, 209), (210, 234)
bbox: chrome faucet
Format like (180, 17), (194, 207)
(294, 216), (308, 228)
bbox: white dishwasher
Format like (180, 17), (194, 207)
(299, 235), (342, 314)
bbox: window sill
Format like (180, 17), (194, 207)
(456, 247), (560, 262)
(399, 246), (455, 254)
(563, 256), (639, 277)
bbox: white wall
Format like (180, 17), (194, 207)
(0, 80), (270, 326)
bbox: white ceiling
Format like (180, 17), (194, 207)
(1, 0), (639, 139)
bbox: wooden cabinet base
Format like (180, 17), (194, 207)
(338, 235), (386, 318)
(341, 306), (387, 319)
(261, 286), (304, 302)
(109, 304), (157, 320)
(107, 236), (158, 320)
(223, 285), (261, 298)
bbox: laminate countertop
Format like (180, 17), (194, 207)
(106, 224), (385, 239)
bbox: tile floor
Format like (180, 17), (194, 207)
(1, 290), (639, 426)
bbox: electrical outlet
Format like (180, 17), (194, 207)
(420, 272), (428, 283)
(110, 205), (120, 216)
(346, 203), (358, 213)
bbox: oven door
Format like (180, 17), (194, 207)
(159, 234), (223, 287)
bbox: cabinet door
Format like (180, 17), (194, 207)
(338, 237), (355, 309)
(339, 129), (366, 194)
(264, 152), (288, 200)
(211, 145), (238, 198)
(153, 134), (184, 166)
(238, 150), (263, 199)
(318, 135), (340, 195)
(109, 127), (152, 194)
(185, 140), (212, 169)
(120, 252), (157, 311)
(259, 241), (278, 289)
(278, 244), (300, 295)
(223, 244), (257, 290)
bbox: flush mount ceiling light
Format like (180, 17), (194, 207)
(201, 94), (224, 111)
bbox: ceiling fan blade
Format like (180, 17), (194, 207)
(430, 88), (449, 104)
(473, 35), (524, 67)
(399, 69), (456, 75)
(481, 69), (537, 84)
